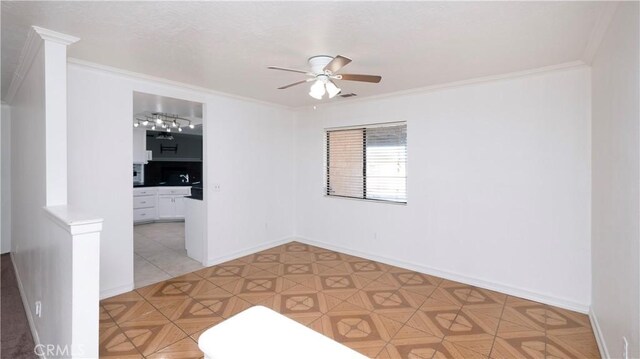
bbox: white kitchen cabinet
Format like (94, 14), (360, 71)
(134, 207), (156, 222)
(133, 127), (148, 164)
(157, 187), (191, 196)
(133, 195), (156, 208)
(156, 187), (190, 219)
(133, 188), (158, 223)
(157, 195), (186, 219)
(157, 196), (175, 219)
(133, 188), (156, 196)
(134, 186), (190, 223)
(174, 196), (186, 218)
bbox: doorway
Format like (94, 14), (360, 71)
(132, 91), (205, 288)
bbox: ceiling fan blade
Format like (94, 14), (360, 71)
(267, 66), (312, 75)
(277, 79), (313, 90)
(337, 74), (382, 83)
(324, 55), (352, 74)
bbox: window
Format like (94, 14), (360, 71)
(325, 123), (407, 203)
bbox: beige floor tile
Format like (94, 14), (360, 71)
(102, 240), (601, 359)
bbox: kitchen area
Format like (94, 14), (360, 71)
(131, 92), (205, 288)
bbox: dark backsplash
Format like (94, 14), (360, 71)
(144, 161), (202, 185)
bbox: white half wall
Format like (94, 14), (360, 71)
(67, 62), (295, 298)
(7, 26), (100, 358)
(591, 2), (640, 358)
(1, 103), (11, 254)
(294, 66), (592, 311)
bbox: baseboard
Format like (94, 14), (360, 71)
(296, 237), (590, 314)
(100, 283), (134, 300)
(10, 253), (44, 359)
(205, 237), (294, 267)
(589, 307), (609, 358)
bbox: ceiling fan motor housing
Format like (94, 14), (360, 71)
(308, 55), (334, 74)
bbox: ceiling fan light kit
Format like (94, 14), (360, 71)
(325, 80), (341, 98)
(268, 54), (382, 101)
(309, 78), (326, 99)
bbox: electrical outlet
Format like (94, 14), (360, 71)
(35, 301), (42, 318)
(213, 184), (221, 192)
(623, 337), (629, 359)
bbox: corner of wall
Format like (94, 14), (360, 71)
(1, 104), (11, 254)
(590, 307), (610, 359)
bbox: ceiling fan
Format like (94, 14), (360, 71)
(268, 55), (382, 100)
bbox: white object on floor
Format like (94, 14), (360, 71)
(198, 306), (368, 359)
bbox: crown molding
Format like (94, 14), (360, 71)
(297, 60), (588, 111)
(4, 26), (79, 104)
(582, 2), (619, 65)
(67, 58), (293, 111)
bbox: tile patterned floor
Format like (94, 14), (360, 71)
(100, 242), (601, 358)
(134, 222), (204, 288)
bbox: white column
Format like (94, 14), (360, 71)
(33, 26), (79, 206)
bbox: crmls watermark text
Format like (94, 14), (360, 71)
(34, 344), (85, 357)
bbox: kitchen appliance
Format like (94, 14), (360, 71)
(133, 163), (144, 185)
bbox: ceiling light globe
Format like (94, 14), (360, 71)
(133, 122), (139, 127)
(142, 120), (149, 126)
(189, 124), (195, 129)
(326, 82), (341, 98)
(172, 121), (177, 128)
(151, 125), (156, 130)
(309, 80), (326, 100)
(178, 127), (183, 132)
(167, 128), (171, 133)
(156, 118), (162, 124)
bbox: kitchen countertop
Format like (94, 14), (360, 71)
(186, 185), (203, 200)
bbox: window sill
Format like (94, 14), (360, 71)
(323, 194), (407, 206)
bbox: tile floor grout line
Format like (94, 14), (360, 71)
(486, 294), (508, 359)
(133, 254), (173, 289)
(544, 303), (549, 358)
(100, 303), (146, 358)
(137, 284), (204, 357)
(105, 241), (601, 358)
(134, 222), (204, 289)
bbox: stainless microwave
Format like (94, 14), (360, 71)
(133, 163), (144, 184)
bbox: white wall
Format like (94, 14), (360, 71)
(204, 95), (295, 264)
(67, 63), (296, 297)
(1, 104), (11, 254)
(295, 66), (592, 311)
(591, 2), (640, 358)
(9, 34), (85, 356)
(10, 43), (61, 346)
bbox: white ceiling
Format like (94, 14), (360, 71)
(133, 91), (203, 122)
(2, 1), (609, 107)
(133, 91), (203, 134)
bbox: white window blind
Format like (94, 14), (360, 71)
(326, 123), (407, 203)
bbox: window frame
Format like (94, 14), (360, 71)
(324, 121), (407, 205)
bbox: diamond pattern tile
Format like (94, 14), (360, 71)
(100, 241), (600, 358)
